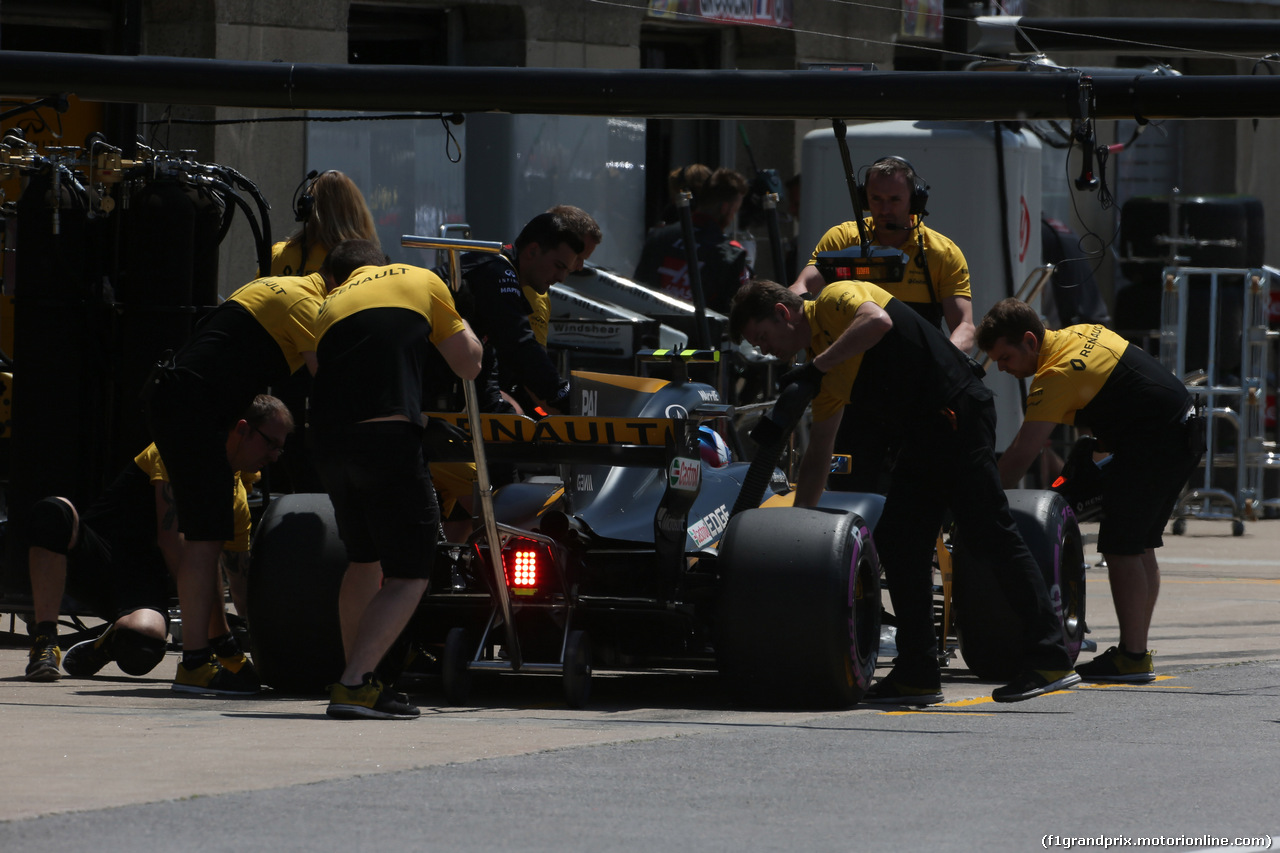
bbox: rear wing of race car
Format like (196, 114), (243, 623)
(425, 411), (686, 468)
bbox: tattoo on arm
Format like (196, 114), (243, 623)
(160, 483), (178, 531)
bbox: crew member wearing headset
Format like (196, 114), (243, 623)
(789, 157), (974, 492)
(270, 170), (379, 277)
(979, 298), (1203, 684)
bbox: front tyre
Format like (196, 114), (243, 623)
(717, 507), (881, 709)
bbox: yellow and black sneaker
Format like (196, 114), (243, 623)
(63, 625), (117, 677)
(25, 636), (62, 682)
(1075, 646), (1156, 683)
(327, 672), (421, 720)
(216, 651), (262, 692)
(172, 657), (260, 696)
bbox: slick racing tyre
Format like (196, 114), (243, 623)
(953, 490), (1086, 681)
(247, 493), (348, 694)
(717, 507), (881, 709)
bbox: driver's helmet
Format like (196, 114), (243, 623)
(698, 425), (732, 468)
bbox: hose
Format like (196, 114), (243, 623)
(729, 385), (812, 518)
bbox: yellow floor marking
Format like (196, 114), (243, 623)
(875, 675), (1184, 713)
(880, 706), (998, 712)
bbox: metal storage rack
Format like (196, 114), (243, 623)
(1160, 265), (1280, 534)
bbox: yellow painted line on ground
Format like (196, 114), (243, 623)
(878, 674), (1184, 714)
(1077, 674), (1180, 690)
(885, 706), (993, 712)
(879, 689), (1073, 715)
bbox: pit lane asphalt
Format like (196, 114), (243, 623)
(2, 516), (1278, 852)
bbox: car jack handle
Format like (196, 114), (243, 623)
(400, 232), (522, 670)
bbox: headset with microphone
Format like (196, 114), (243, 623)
(292, 169), (333, 223)
(855, 155), (930, 219)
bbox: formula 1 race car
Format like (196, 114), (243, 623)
(246, 350), (1085, 708)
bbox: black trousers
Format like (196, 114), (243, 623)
(873, 392), (1071, 671)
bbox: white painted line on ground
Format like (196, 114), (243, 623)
(1159, 557), (1280, 567)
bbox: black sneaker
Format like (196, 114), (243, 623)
(864, 661), (943, 706)
(327, 673), (421, 720)
(992, 668), (1081, 703)
(63, 625), (117, 677)
(25, 636), (62, 682)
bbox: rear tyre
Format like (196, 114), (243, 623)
(442, 627), (473, 706)
(953, 490), (1086, 681)
(562, 629), (592, 709)
(717, 507), (881, 709)
(247, 493), (348, 694)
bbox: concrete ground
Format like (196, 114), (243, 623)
(1, 516), (1277, 827)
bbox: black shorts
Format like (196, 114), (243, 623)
(145, 370), (236, 543)
(1098, 430), (1201, 555)
(316, 421), (439, 580)
(67, 521), (172, 624)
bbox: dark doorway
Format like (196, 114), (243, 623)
(640, 27), (723, 232)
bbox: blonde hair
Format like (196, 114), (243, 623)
(287, 170), (379, 254)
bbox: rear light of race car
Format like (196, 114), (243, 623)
(502, 537), (554, 597)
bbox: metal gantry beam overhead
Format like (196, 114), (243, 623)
(3, 50), (1280, 122)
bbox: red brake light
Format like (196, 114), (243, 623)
(502, 538), (552, 596)
(507, 548), (539, 587)
(1051, 475), (1066, 488)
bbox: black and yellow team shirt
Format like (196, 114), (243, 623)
(1026, 324), (1190, 448)
(169, 273), (326, 421)
(269, 239), (327, 277)
(804, 280), (989, 431)
(807, 218), (969, 327)
(226, 273), (327, 374)
(806, 281), (897, 422)
(312, 264), (468, 426)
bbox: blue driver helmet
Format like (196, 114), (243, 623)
(698, 425), (732, 468)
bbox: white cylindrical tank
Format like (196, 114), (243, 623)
(800, 120), (1043, 447)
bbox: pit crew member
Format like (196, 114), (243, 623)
(454, 211), (583, 416)
(24, 395), (291, 692)
(143, 252), (349, 695)
(789, 156), (974, 493)
(979, 298), (1203, 683)
(311, 240), (482, 720)
(729, 279), (1078, 704)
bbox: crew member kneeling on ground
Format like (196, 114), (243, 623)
(729, 279), (1078, 705)
(978, 298), (1204, 683)
(24, 396), (291, 690)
